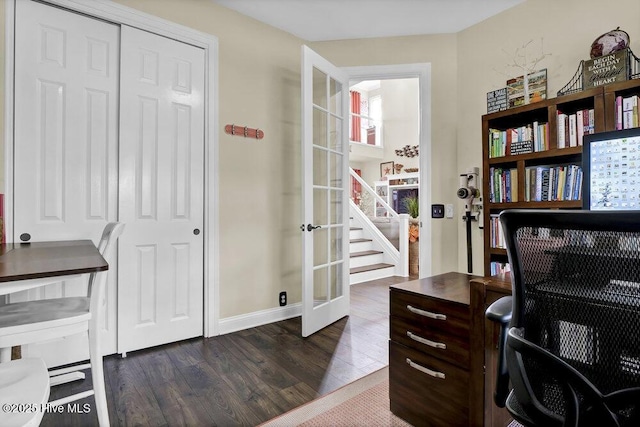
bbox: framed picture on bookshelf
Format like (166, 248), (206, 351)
(507, 69), (547, 108)
(380, 161), (394, 178)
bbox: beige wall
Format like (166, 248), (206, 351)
(3, 0), (639, 322)
(310, 34), (460, 275)
(112, 0), (305, 318)
(456, 0), (640, 274)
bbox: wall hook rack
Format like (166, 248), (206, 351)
(225, 124), (264, 140)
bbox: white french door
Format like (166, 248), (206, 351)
(12, 0), (120, 364)
(117, 26), (205, 353)
(301, 46), (350, 337)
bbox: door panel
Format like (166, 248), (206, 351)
(13, 0), (119, 365)
(301, 46), (350, 336)
(118, 26), (205, 353)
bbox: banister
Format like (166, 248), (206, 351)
(349, 167), (398, 219)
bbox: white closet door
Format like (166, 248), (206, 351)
(13, 0), (119, 365)
(118, 26), (205, 353)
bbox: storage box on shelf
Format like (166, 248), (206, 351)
(482, 80), (640, 276)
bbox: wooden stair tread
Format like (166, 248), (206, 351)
(350, 227), (363, 231)
(350, 263), (394, 274)
(350, 238), (372, 244)
(350, 250), (383, 258)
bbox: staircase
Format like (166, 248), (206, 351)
(349, 218), (396, 284)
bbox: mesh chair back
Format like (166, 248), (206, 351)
(500, 209), (640, 426)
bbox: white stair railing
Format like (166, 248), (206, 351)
(350, 168), (409, 277)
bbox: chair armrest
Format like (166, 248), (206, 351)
(485, 296), (513, 408)
(486, 296), (512, 325)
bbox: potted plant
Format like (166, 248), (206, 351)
(403, 196), (419, 275)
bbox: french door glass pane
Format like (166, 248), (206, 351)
(314, 188), (328, 226)
(313, 228), (329, 267)
(329, 78), (342, 116)
(330, 264), (343, 300)
(330, 226), (343, 262)
(313, 67), (327, 109)
(313, 107), (328, 148)
(314, 267), (328, 307)
(330, 116), (342, 150)
(313, 147), (327, 186)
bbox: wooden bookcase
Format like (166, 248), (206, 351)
(482, 79), (640, 276)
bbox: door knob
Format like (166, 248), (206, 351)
(20, 233), (31, 242)
(193, 229), (200, 235)
(307, 224), (321, 232)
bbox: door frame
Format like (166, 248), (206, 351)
(3, 0), (220, 336)
(344, 63), (432, 277)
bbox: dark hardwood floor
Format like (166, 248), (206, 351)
(41, 275), (415, 426)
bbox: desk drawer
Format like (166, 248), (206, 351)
(391, 290), (469, 339)
(389, 340), (469, 426)
(390, 315), (469, 368)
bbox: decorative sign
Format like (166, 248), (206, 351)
(487, 88), (507, 114)
(507, 69), (547, 108)
(583, 49), (629, 89)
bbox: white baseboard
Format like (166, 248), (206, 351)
(218, 302), (302, 335)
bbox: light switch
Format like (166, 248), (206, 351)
(445, 204), (454, 218)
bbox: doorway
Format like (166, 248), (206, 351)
(345, 64), (432, 278)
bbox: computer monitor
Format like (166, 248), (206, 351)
(582, 127), (640, 211)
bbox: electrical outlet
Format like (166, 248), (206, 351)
(279, 291), (287, 306)
(445, 204), (454, 218)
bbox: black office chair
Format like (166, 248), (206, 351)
(486, 209), (640, 427)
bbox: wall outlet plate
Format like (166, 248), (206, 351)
(445, 204), (454, 218)
(431, 204), (445, 218)
(279, 291), (287, 306)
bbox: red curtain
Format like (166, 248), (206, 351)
(350, 91), (361, 142)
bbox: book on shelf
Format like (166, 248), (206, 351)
(489, 167), (518, 203)
(490, 261), (510, 276)
(489, 123), (545, 157)
(621, 95), (639, 129)
(558, 108), (594, 148)
(489, 214), (505, 249)
(524, 164), (582, 202)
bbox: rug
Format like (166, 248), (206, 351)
(260, 367), (412, 426)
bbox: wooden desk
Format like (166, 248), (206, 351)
(389, 272), (481, 426)
(0, 240), (107, 295)
(470, 274), (512, 427)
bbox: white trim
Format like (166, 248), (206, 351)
(344, 63), (432, 277)
(4, 0), (220, 337)
(218, 303), (302, 336)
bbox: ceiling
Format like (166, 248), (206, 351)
(211, 0), (525, 42)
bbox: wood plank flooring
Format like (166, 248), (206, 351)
(41, 275), (415, 426)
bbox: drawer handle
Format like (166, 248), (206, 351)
(407, 331), (446, 350)
(406, 358), (446, 379)
(406, 305), (447, 321)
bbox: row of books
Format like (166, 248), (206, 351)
(489, 167), (518, 203)
(557, 108), (594, 149)
(488, 122), (549, 158)
(524, 164), (583, 202)
(489, 214), (505, 249)
(490, 261), (510, 276)
(616, 95), (639, 130)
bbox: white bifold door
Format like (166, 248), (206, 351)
(13, 0), (120, 366)
(117, 26), (205, 353)
(12, 0), (205, 365)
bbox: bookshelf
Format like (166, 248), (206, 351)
(481, 80), (640, 276)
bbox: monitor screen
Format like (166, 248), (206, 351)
(583, 128), (640, 210)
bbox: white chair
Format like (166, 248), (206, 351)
(0, 222), (125, 427)
(0, 358), (50, 427)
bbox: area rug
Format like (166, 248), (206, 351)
(260, 367), (412, 426)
